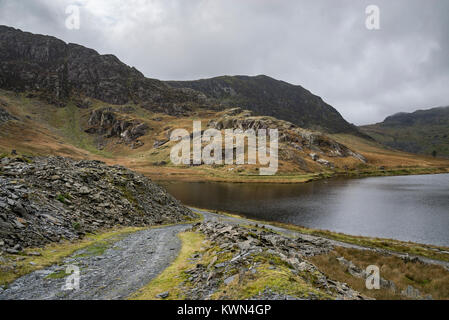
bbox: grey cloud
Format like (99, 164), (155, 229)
(0, 0), (447, 125)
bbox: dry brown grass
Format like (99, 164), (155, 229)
(0, 120), (91, 159)
(1, 90), (448, 184)
(310, 247), (449, 300)
(332, 134), (449, 168)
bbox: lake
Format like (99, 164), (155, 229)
(161, 174), (449, 247)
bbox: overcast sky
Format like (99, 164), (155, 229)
(0, 0), (448, 125)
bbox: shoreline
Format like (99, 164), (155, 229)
(188, 207), (449, 263)
(148, 166), (449, 185)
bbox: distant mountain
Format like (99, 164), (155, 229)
(361, 106), (449, 157)
(167, 75), (361, 134)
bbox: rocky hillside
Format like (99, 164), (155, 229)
(182, 222), (366, 300)
(0, 156), (195, 253)
(0, 25), (206, 110)
(361, 106), (449, 157)
(206, 108), (366, 169)
(1, 25), (363, 136)
(168, 75), (362, 135)
(85, 107), (150, 150)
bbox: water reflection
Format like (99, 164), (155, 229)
(161, 174), (449, 246)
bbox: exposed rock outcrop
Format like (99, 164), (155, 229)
(0, 156), (195, 252)
(0, 99), (16, 124)
(208, 109), (366, 163)
(85, 108), (149, 149)
(0, 26), (205, 111)
(182, 222), (366, 300)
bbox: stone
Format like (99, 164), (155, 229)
(401, 285), (421, 299)
(317, 159), (334, 168)
(79, 187), (91, 195)
(224, 275), (237, 285)
(153, 139), (169, 149)
(156, 291), (170, 299)
(6, 248), (19, 254)
(380, 278), (396, 292)
(189, 222), (365, 300)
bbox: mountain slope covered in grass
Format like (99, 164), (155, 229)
(361, 106), (449, 157)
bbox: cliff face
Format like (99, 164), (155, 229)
(0, 26), (365, 136)
(0, 25), (205, 109)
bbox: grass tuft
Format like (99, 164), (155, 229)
(130, 232), (205, 300)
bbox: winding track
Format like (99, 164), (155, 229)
(1, 209), (448, 300)
(0, 224), (190, 300)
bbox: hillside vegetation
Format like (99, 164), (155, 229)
(1, 90), (448, 183)
(361, 106), (449, 158)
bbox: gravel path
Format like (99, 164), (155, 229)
(1, 208), (448, 301)
(0, 224), (191, 300)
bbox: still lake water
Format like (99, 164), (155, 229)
(161, 174), (449, 247)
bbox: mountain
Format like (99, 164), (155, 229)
(167, 75), (361, 135)
(0, 25), (448, 182)
(0, 25), (206, 113)
(0, 25), (360, 135)
(361, 106), (449, 157)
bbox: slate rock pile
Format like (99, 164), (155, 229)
(183, 222), (366, 300)
(0, 156), (195, 253)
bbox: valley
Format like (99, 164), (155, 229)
(1, 24), (449, 302)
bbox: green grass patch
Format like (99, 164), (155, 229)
(56, 193), (72, 204)
(211, 253), (331, 300)
(129, 232), (206, 300)
(45, 269), (72, 280)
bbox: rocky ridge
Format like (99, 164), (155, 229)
(85, 107), (150, 149)
(168, 75), (364, 135)
(208, 108), (366, 166)
(180, 222), (366, 300)
(0, 26), (206, 111)
(1, 26), (365, 137)
(0, 156), (195, 253)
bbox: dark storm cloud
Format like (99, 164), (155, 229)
(0, 0), (448, 125)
